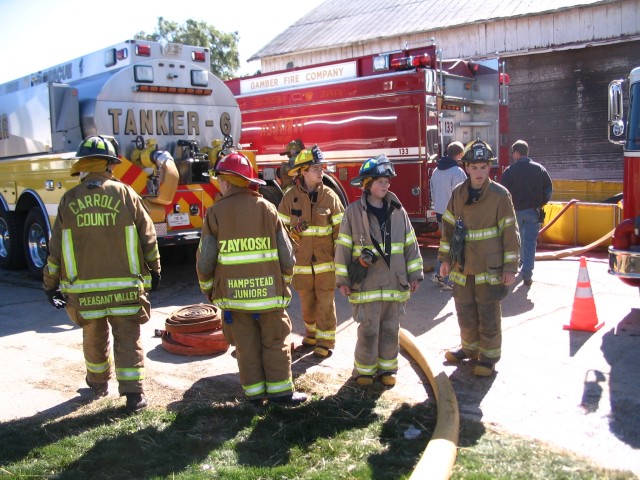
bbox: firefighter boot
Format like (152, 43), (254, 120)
(379, 373), (396, 387)
(270, 391), (308, 406)
(313, 345), (332, 358)
(86, 376), (108, 398)
(248, 397), (266, 409)
(302, 336), (316, 346)
(474, 362), (495, 377)
(444, 348), (477, 363)
(125, 393), (148, 413)
(355, 375), (374, 387)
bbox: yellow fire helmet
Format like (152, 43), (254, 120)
(288, 145), (325, 177)
(70, 136), (121, 176)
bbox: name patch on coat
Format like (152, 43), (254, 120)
(219, 236), (271, 252)
(78, 290), (139, 307)
(69, 194), (122, 228)
(227, 275), (275, 299)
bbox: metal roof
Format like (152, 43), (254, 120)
(249, 0), (618, 61)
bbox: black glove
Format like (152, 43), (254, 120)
(150, 270), (161, 291)
(347, 248), (377, 285)
(347, 261), (368, 285)
(45, 288), (66, 309)
(450, 219), (466, 271)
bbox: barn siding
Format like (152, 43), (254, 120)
(254, 0), (640, 182)
(260, 0), (639, 72)
(506, 40), (640, 181)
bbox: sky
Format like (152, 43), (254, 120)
(0, 0), (326, 84)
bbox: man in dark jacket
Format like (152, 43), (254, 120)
(500, 140), (553, 286)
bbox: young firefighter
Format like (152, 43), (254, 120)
(278, 146), (344, 357)
(196, 152), (307, 406)
(335, 155), (423, 387)
(438, 140), (520, 376)
(42, 136), (161, 413)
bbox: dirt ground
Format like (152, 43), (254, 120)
(1, 244), (639, 477)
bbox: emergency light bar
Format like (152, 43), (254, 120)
(192, 51), (206, 62)
(391, 54), (431, 70)
(134, 85), (212, 95)
(136, 44), (151, 56)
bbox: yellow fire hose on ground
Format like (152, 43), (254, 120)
(536, 200), (615, 260)
(399, 328), (459, 480)
(536, 229), (614, 260)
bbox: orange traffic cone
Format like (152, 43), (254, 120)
(564, 256), (604, 332)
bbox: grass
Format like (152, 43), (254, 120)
(0, 373), (635, 480)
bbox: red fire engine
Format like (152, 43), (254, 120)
(225, 44), (509, 231)
(607, 66), (640, 289)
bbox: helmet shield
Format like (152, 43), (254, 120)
(463, 139), (494, 163)
(350, 155), (396, 187)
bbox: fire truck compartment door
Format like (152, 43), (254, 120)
(393, 161), (424, 218)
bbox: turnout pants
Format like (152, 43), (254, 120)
(453, 276), (503, 364)
(293, 271), (337, 349)
(229, 309), (294, 400)
(352, 300), (400, 378)
(82, 315), (145, 395)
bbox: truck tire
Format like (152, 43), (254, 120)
(259, 185), (283, 207)
(23, 208), (49, 279)
(0, 206), (26, 270)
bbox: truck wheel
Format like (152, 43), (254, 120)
(0, 206), (26, 270)
(23, 208), (49, 279)
(259, 185), (283, 207)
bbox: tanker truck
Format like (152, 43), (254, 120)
(0, 39), (242, 277)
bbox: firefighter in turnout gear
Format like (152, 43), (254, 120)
(278, 146), (344, 358)
(196, 152), (307, 406)
(335, 155), (423, 387)
(42, 136), (161, 413)
(438, 139), (520, 376)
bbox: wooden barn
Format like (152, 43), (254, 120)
(248, 0), (640, 182)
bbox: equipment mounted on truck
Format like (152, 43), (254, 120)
(224, 42), (510, 227)
(0, 39), (243, 277)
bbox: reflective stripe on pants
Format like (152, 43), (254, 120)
(453, 276), (502, 363)
(82, 313), (145, 394)
(230, 309), (293, 399)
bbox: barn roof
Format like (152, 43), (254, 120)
(249, 0), (617, 61)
